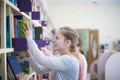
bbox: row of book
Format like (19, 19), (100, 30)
(7, 51), (30, 80)
(9, 0), (38, 12)
(6, 6), (50, 79)
(6, 6), (51, 51)
(7, 51), (50, 80)
(9, 0), (42, 20)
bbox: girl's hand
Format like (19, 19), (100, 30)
(40, 47), (53, 56)
(25, 50), (31, 57)
(22, 25), (32, 38)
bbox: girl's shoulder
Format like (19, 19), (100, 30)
(60, 54), (79, 64)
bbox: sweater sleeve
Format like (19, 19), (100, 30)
(26, 38), (66, 71)
(25, 56), (51, 74)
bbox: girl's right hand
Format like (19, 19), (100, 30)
(25, 50), (31, 57)
(22, 25), (32, 38)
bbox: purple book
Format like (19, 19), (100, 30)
(17, 0), (32, 12)
(35, 40), (46, 47)
(12, 38), (46, 51)
(32, 11), (40, 20)
(45, 40), (51, 45)
(42, 74), (49, 79)
(41, 21), (47, 26)
(12, 38), (27, 51)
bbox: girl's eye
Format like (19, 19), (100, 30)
(55, 36), (59, 39)
(56, 37), (59, 39)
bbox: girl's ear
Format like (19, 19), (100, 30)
(65, 39), (71, 47)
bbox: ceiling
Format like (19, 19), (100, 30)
(47, 0), (120, 4)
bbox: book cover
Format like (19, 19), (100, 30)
(35, 27), (43, 40)
(6, 6), (14, 48)
(6, 16), (12, 48)
(32, 25), (35, 39)
(7, 56), (24, 80)
(10, 9), (15, 38)
(12, 38), (27, 51)
(18, 20), (27, 38)
(35, 40), (46, 47)
(32, 11), (40, 20)
(17, 0), (32, 12)
(42, 73), (49, 79)
(14, 15), (23, 38)
(41, 21), (47, 27)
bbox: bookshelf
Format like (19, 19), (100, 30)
(0, 48), (14, 54)
(0, 0), (52, 80)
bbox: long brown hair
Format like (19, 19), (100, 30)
(59, 27), (80, 60)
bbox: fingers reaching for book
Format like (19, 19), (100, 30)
(25, 50), (31, 57)
(22, 25), (32, 38)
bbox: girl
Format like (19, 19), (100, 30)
(22, 26), (80, 80)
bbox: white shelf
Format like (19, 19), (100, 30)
(6, 0), (41, 27)
(0, 48), (14, 54)
(0, 0), (51, 80)
(20, 72), (36, 80)
(6, 0), (19, 12)
(6, 0), (31, 20)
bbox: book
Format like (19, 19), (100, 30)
(42, 73), (49, 79)
(9, 0), (17, 5)
(17, 0), (32, 12)
(14, 15), (27, 38)
(18, 20), (27, 38)
(6, 6), (14, 48)
(32, 11), (40, 20)
(14, 17), (19, 38)
(7, 56), (24, 80)
(41, 21), (47, 27)
(6, 15), (12, 48)
(35, 40), (46, 47)
(35, 27), (43, 40)
(12, 38), (47, 51)
(11, 52), (30, 74)
(12, 38), (27, 51)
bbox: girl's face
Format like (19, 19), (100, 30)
(53, 31), (69, 53)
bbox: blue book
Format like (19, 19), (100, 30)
(6, 16), (12, 48)
(7, 56), (23, 80)
(32, 25), (35, 39)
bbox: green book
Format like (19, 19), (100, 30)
(19, 21), (27, 38)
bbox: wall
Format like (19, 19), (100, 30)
(49, 3), (120, 45)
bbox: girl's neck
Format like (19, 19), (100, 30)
(59, 50), (70, 55)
